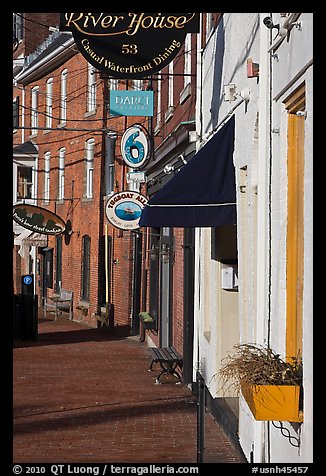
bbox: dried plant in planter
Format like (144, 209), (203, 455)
(219, 343), (302, 394)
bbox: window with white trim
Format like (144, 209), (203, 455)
(184, 34), (191, 89)
(164, 62), (174, 122)
(31, 86), (39, 135)
(58, 147), (65, 201)
(110, 78), (118, 90)
(60, 69), (68, 124)
(206, 13), (215, 40)
(44, 152), (51, 202)
(85, 139), (95, 199)
(133, 79), (143, 90)
(46, 78), (53, 129)
(87, 63), (97, 112)
(17, 165), (33, 200)
(13, 13), (24, 42)
(168, 62), (174, 109)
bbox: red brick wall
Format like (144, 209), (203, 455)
(14, 14), (60, 59)
(17, 46), (136, 328)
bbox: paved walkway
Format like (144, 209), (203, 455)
(13, 314), (246, 464)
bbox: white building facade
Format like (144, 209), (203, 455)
(194, 13), (313, 463)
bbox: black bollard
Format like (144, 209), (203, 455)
(196, 371), (205, 463)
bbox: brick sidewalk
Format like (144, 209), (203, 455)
(13, 315), (246, 464)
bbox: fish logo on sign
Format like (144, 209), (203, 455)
(121, 124), (150, 169)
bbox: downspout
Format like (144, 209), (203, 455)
(253, 13), (273, 464)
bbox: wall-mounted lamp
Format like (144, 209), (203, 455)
(149, 244), (173, 263)
(160, 245), (171, 264)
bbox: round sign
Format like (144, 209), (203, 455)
(23, 276), (33, 285)
(121, 124), (150, 169)
(60, 13), (199, 79)
(106, 191), (148, 230)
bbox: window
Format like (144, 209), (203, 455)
(60, 69), (68, 124)
(168, 62), (174, 109)
(205, 13), (215, 40)
(13, 13), (24, 43)
(109, 78), (118, 90)
(184, 34), (191, 89)
(44, 152), (51, 202)
(180, 34), (192, 104)
(85, 139), (95, 199)
(99, 234), (112, 306)
(17, 165), (33, 199)
(81, 235), (91, 301)
(31, 86), (39, 135)
(164, 62), (174, 121)
(58, 147), (65, 201)
(87, 63), (97, 112)
(13, 97), (20, 130)
(133, 79), (143, 91)
(46, 78), (53, 129)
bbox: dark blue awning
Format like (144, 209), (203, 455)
(139, 116), (236, 228)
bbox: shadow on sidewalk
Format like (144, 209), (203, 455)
(14, 396), (197, 436)
(14, 318), (131, 348)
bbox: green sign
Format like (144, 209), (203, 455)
(110, 90), (154, 116)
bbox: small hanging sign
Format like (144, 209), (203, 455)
(13, 204), (66, 235)
(110, 90), (154, 117)
(121, 124), (150, 169)
(105, 191), (148, 230)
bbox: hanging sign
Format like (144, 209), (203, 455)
(13, 204), (66, 235)
(121, 124), (150, 169)
(59, 13), (199, 79)
(106, 191), (148, 230)
(110, 90), (154, 117)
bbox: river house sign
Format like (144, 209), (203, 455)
(13, 204), (66, 235)
(59, 13), (199, 79)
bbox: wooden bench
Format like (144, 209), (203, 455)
(47, 290), (73, 320)
(148, 346), (183, 384)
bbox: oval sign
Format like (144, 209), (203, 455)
(13, 204), (66, 235)
(106, 191), (148, 230)
(121, 124), (150, 169)
(60, 13), (199, 79)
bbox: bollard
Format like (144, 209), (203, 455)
(196, 371), (205, 463)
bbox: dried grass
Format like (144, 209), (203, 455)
(218, 343), (302, 394)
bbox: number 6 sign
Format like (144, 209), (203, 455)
(121, 124), (150, 169)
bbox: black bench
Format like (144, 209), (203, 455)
(148, 346), (183, 384)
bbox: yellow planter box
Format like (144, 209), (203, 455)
(241, 383), (303, 422)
